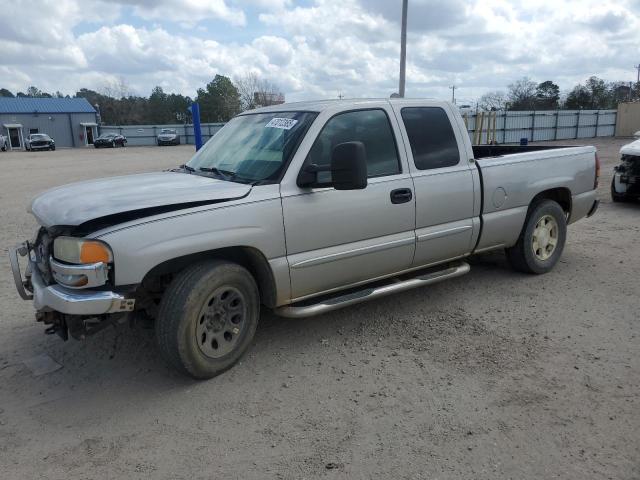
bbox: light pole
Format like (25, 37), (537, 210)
(398, 0), (408, 97)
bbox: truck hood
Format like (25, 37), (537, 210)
(620, 138), (640, 156)
(30, 171), (251, 228)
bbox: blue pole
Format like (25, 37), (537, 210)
(190, 102), (203, 151)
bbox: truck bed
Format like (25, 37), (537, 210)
(472, 144), (576, 159)
(472, 143), (597, 253)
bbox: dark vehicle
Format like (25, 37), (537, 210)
(612, 138), (640, 202)
(25, 133), (55, 151)
(157, 128), (180, 146)
(94, 133), (127, 148)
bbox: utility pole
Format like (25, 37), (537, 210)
(398, 0), (408, 97)
(449, 85), (456, 104)
(635, 64), (640, 84)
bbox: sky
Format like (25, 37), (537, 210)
(0, 0), (639, 104)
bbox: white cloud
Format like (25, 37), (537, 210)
(111, 0), (246, 26)
(1, 0), (639, 103)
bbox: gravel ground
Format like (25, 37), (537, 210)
(0, 139), (638, 479)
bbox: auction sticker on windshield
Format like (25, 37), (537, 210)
(265, 118), (298, 130)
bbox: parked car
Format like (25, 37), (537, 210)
(0, 133), (6, 151)
(10, 99), (599, 379)
(611, 136), (640, 202)
(157, 128), (180, 146)
(94, 132), (127, 148)
(25, 133), (55, 151)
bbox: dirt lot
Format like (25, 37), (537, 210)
(0, 139), (638, 479)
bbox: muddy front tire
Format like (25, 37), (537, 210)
(155, 260), (260, 379)
(506, 199), (567, 274)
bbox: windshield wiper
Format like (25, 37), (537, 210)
(179, 164), (195, 172)
(197, 166), (260, 185)
(198, 166), (241, 181)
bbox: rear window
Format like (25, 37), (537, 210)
(400, 107), (460, 170)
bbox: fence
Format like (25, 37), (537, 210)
(99, 123), (225, 146)
(102, 109), (618, 147)
(463, 109), (617, 144)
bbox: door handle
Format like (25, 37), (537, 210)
(390, 188), (413, 204)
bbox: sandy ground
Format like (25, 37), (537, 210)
(0, 139), (638, 479)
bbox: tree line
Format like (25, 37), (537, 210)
(0, 73), (283, 125)
(478, 76), (640, 111)
(3, 74), (638, 121)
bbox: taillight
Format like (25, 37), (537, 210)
(594, 152), (600, 189)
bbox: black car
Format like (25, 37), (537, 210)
(94, 133), (127, 148)
(611, 138), (640, 202)
(25, 133), (55, 151)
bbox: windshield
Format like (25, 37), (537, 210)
(186, 111), (317, 184)
(31, 134), (47, 140)
(99, 134), (116, 139)
(161, 129), (176, 134)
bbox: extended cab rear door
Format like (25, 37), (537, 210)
(391, 101), (479, 267)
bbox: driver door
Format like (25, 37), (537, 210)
(281, 106), (416, 301)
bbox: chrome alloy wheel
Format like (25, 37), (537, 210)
(532, 214), (559, 261)
(195, 286), (247, 358)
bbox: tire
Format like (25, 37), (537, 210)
(505, 199), (567, 274)
(155, 260), (260, 379)
(50, 145), (55, 151)
(611, 178), (625, 203)
(111, 140), (116, 148)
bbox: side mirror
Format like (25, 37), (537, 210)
(330, 141), (367, 190)
(297, 141), (368, 190)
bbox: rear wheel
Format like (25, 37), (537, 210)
(506, 199), (567, 274)
(155, 260), (260, 379)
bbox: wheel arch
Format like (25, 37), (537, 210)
(529, 187), (572, 217)
(141, 246), (278, 308)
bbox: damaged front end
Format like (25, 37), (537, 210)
(613, 154), (640, 199)
(10, 227), (136, 341)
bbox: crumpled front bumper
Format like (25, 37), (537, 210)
(9, 242), (135, 315)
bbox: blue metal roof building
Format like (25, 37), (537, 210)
(0, 97), (99, 149)
(0, 97), (96, 114)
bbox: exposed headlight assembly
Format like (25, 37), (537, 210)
(53, 237), (113, 264)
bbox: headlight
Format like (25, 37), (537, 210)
(53, 237), (113, 264)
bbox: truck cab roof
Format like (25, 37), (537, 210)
(244, 98), (443, 114)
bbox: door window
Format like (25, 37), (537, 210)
(400, 107), (461, 170)
(306, 109), (401, 182)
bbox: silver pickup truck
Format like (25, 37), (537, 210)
(10, 99), (600, 378)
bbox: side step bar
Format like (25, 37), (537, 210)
(275, 261), (470, 318)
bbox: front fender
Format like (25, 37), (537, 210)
(97, 197), (286, 287)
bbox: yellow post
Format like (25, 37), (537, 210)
(477, 112), (485, 145)
(492, 111), (498, 144)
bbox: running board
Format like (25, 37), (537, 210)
(275, 261), (470, 318)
